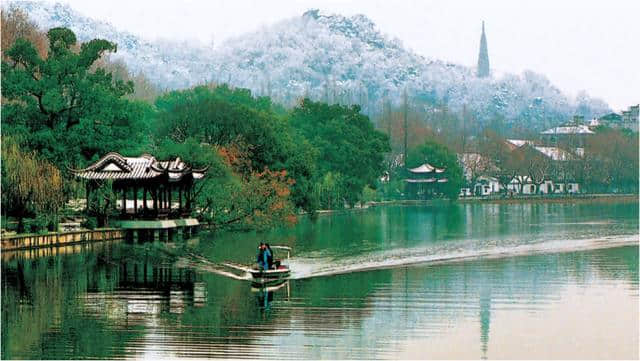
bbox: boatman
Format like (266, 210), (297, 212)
(257, 243), (266, 270)
(262, 244), (272, 270)
(265, 243), (274, 269)
(257, 243), (272, 270)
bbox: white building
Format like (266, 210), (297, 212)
(507, 176), (580, 195)
(507, 176), (536, 195)
(540, 125), (595, 135)
(459, 187), (472, 197)
(474, 176), (501, 196)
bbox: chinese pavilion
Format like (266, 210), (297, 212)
(405, 163), (448, 199)
(70, 152), (208, 220)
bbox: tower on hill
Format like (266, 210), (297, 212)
(477, 21), (490, 78)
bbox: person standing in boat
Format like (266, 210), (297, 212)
(265, 243), (274, 269)
(257, 243), (266, 270)
(263, 244), (272, 270)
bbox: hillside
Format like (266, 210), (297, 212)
(5, 2), (610, 127)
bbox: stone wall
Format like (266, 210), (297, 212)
(1, 229), (124, 251)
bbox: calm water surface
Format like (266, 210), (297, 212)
(2, 202), (638, 359)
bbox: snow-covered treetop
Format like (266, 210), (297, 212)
(5, 1), (611, 127)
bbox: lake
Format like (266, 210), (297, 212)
(2, 201), (638, 359)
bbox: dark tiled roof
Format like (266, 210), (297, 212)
(70, 152), (208, 181)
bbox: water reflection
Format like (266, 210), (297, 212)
(251, 281), (290, 312)
(1, 202), (638, 359)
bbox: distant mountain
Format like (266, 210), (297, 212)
(5, 2), (610, 127)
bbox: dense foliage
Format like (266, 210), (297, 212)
(290, 99), (390, 206)
(1, 25), (152, 170)
(153, 89), (390, 226)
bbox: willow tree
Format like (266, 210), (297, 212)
(1, 138), (64, 232)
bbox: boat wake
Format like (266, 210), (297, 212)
(177, 253), (252, 281)
(287, 234), (639, 280)
(181, 234), (638, 282)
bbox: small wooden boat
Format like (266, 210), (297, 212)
(248, 265), (290, 284)
(222, 246), (292, 285)
(250, 245), (292, 284)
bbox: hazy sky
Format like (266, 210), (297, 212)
(43, 0), (639, 110)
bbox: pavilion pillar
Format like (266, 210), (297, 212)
(121, 185), (127, 216)
(163, 186), (168, 209)
(133, 186), (138, 216)
(178, 185), (183, 213)
(143, 186), (148, 211)
(153, 186), (158, 213)
(168, 185), (172, 213)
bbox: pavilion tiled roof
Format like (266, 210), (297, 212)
(407, 163), (445, 174)
(70, 152), (208, 181)
(405, 178), (448, 183)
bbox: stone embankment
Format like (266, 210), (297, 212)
(1, 229), (124, 251)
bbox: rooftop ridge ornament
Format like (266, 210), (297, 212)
(69, 152), (133, 173)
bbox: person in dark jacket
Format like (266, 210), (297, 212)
(262, 244), (272, 270)
(265, 243), (274, 269)
(257, 242), (266, 270)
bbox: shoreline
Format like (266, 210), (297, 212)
(366, 193), (638, 209)
(455, 193), (638, 205)
(305, 194), (638, 217)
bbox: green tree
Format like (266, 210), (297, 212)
(1, 27), (148, 169)
(290, 99), (390, 206)
(155, 85), (288, 169)
(86, 180), (117, 228)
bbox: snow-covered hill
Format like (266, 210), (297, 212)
(5, 1), (214, 89)
(5, 2), (610, 126)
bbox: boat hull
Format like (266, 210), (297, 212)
(249, 267), (290, 284)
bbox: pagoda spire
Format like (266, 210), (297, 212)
(477, 21), (490, 78)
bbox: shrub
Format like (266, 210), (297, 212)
(81, 217), (98, 230)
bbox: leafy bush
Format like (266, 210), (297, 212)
(362, 185), (379, 203)
(33, 214), (50, 234)
(81, 217), (98, 230)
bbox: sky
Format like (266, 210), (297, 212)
(41, 0), (640, 110)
